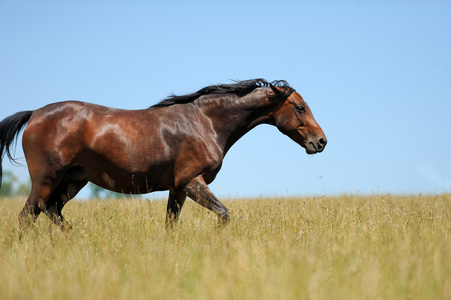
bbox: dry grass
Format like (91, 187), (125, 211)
(0, 194), (449, 299)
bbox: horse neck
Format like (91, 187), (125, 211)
(201, 88), (279, 154)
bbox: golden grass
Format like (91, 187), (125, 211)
(0, 195), (449, 300)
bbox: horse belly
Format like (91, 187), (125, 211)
(83, 156), (174, 194)
(83, 122), (176, 193)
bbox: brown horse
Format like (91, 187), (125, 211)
(0, 79), (326, 228)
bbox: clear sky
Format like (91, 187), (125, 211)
(1, 0), (450, 198)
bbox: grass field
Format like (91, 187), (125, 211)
(0, 194), (449, 299)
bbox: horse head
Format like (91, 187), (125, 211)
(271, 85), (327, 154)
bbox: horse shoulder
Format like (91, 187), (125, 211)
(168, 106), (224, 188)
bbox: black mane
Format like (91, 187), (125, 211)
(150, 79), (294, 109)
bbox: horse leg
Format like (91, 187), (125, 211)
(165, 190), (187, 226)
(184, 176), (230, 226)
(18, 181), (54, 227)
(45, 167), (88, 229)
(45, 179), (88, 230)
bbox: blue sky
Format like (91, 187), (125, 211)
(1, 0), (450, 198)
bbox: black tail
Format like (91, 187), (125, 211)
(0, 111), (34, 189)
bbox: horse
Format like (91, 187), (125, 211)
(0, 79), (327, 228)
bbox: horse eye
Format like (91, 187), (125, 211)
(295, 105), (306, 113)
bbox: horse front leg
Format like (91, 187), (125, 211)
(165, 189), (187, 227)
(184, 176), (230, 227)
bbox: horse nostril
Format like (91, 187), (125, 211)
(318, 137), (327, 148)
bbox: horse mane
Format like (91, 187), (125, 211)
(150, 78), (294, 109)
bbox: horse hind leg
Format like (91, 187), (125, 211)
(18, 182), (53, 227)
(45, 181), (87, 230)
(45, 167), (88, 229)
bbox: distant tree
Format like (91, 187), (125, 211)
(89, 183), (105, 199)
(16, 179), (32, 196)
(88, 183), (133, 199)
(0, 171), (16, 197)
(0, 171), (31, 198)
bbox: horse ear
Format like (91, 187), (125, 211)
(269, 83), (293, 99)
(269, 83), (280, 95)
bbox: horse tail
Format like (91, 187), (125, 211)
(0, 111), (34, 188)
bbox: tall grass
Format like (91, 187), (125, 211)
(0, 195), (449, 299)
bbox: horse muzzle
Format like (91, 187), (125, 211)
(305, 136), (327, 154)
